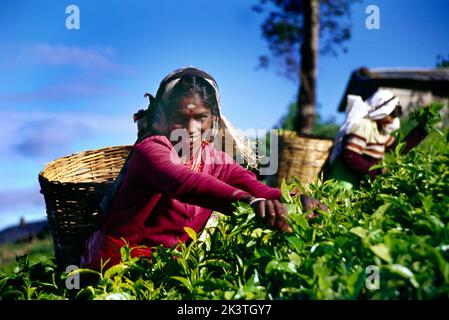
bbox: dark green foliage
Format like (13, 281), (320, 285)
(253, 0), (362, 81)
(276, 102), (340, 139)
(436, 54), (449, 68)
(409, 103), (445, 133)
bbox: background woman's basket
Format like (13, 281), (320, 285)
(38, 145), (132, 268)
(275, 130), (333, 187)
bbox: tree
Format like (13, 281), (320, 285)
(253, 0), (361, 134)
(436, 54), (449, 68)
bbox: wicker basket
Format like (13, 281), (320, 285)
(276, 131), (333, 187)
(38, 145), (133, 268)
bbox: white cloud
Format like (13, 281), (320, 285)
(0, 82), (123, 103)
(0, 43), (132, 73)
(0, 187), (43, 213)
(0, 110), (137, 230)
(0, 185), (47, 230)
(0, 110), (136, 159)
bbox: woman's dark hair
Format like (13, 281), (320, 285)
(164, 75), (220, 117)
(390, 104), (403, 118)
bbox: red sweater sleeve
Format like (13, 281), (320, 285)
(128, 136), (249, 213)
(341, 149), (377, 174)
(341, 149), (382, 181)
(220, 161), (282, 200)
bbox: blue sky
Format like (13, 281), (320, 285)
(0, 0), (448, 230)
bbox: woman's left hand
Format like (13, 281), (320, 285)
(249, 198), (292, 233)
(299, 195), (329, 220)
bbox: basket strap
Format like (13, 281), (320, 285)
(99, 132), (157, 216)
(101, 129), (166, 217)
(99, 161), (129, 216)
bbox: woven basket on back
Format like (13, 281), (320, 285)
(38, 145), (133, 268)
(276, 130), (333, 187)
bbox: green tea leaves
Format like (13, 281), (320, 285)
(184, 227), (197, 242)
(384, 264), (419, 288)
(350, 227), (369, 240)
(281, 178), (293, 203)
(370, 244), (392, 264)
(1, 124), (449, 300)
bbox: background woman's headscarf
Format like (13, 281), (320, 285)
(329, 89), (401, 165)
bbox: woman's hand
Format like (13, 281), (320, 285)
(239, 195), (291, 233)
(251, 199), (292, 233)
(239, 194), (328, 232)
(299, 195), (329, 220)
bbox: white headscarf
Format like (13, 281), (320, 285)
(365, 89), (400, 120)
(329, 89), (400, 165)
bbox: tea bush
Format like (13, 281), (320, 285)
(1, 105), (448, 300)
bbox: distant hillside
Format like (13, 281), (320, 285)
(0, 219), (49, 244)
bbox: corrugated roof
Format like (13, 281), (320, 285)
(367, 68), (449, 81)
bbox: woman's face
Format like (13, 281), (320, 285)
(377, 115), (395, 130)
(166, 93), (214, 143)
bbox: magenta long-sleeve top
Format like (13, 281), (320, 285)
(81, 135), (281, 269)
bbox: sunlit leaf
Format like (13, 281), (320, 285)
(370, 244), (392, 264)
(184, 227), (197, 242)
